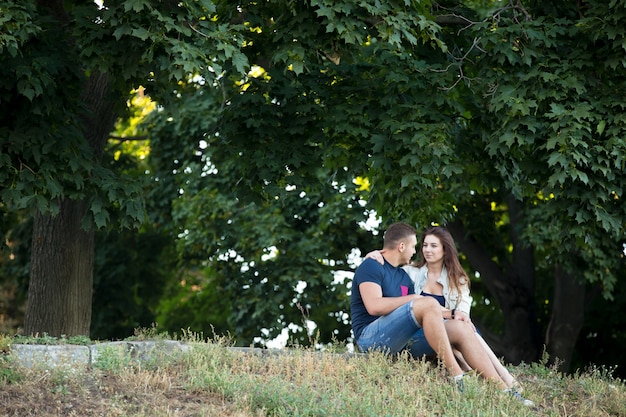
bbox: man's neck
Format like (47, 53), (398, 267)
(382, 253), (401, 267)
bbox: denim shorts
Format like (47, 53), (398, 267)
(356, 300), (435, 357)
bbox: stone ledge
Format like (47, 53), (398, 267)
(10, 344), (91, 368)
(9, 340), (190, 368)
(6, 342), (364, 369)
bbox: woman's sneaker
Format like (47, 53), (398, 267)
(450, 374), (465, 392)
(503, 388), (534, 407)
(510, 378), (524, 393)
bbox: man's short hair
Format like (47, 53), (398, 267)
(383, 222), (416, 249)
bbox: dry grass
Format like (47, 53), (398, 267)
(0, 372), (252, 416)
(1, 335), (625, 417)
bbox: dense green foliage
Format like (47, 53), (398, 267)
(1, 0), (625, 375)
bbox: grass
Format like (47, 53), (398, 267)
(0, 332), (625, 417)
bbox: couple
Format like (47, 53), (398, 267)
(350, 222), (533, 406)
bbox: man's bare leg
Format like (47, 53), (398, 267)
(411, 297), (464, 377)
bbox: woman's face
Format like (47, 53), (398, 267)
(422, 234), (444, 264)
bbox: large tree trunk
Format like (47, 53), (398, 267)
(23, 71), (116, 336)
(545, 264), (585, 372)
(24, 199), (94, 336)
(21, 19), (117, 337)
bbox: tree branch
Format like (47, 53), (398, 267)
(434, 14), (475, 27)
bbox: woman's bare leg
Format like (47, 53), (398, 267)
(474, 332), (518, 388)
(452, 348), (472, 372)
(445, 320), (507, 389)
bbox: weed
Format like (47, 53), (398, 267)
(0, 334), (12, 353)
(11, 333), (92, 346)
(0, 360), (22, 384)
(125, 323), (170, 342)
(92, 344), (134, 371)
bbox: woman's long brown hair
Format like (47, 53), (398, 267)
(414, 226), (469, 301)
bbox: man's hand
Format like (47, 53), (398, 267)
(364, 249), (385, 265)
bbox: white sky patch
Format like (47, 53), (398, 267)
(190, 74), (206, 85)
(259, 328), (288, 348)
(261, 246), (278, 261)
(359, 209), (381, 233)
(295, 280), (307, 294)
(216, 249), (244, 264)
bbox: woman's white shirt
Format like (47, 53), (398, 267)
(402, 264), (472, 316)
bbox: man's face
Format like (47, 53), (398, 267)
(400, 234), (418, 265)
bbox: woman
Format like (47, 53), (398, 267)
(366, 226), (531, 404)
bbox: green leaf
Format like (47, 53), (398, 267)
(291, 60), (304, 75)
(124, 0), (150, 13)
(131, 28), (150, 41)
(231, 52), (249, 75)
(112, 24), (132, 40)
(546, 102), (566, 118)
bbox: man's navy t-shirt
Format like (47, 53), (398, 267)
(350, 258), (415, 341)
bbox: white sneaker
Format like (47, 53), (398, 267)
(504, 388), (535, 407)
(510, 378), (524, 393)
(450, 374), (465, 392)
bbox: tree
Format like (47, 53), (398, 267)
(457, 0), (626, 369)
(2, 0), (624, 376)
(146, 0), (625, 373)
(144, 0), (449, 345)
(0, 0), (248, 336)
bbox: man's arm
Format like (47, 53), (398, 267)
(360, 282), (420, 316)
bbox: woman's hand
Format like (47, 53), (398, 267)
(454, 310), (476, 331)
(454, 310), (471, 323)
(444, 309), (473, 323)
(364, 249), (385, 265)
